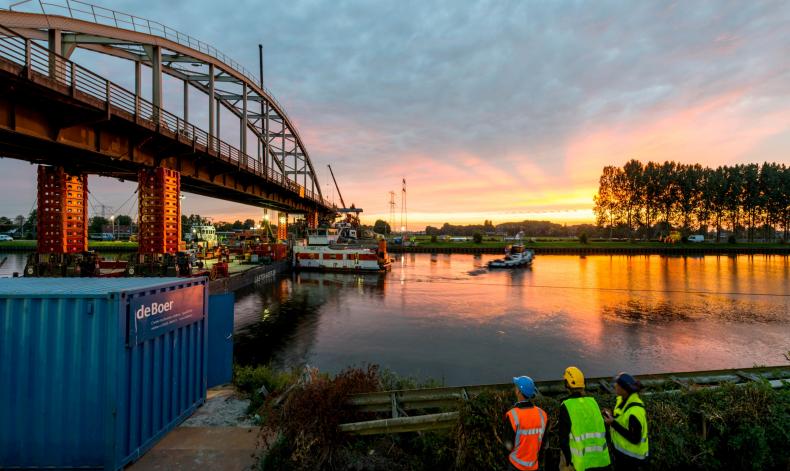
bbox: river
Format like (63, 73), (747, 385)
(233, 253), (790, 385)
(2, 251), (787, 385)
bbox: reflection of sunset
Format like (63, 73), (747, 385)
(234, 254), (790, 384)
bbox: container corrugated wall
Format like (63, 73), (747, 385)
(0, 278), (208, 470)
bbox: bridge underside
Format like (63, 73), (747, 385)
(0, 65), (329, 215)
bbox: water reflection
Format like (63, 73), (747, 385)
(0, 253), (27, 277)
(233, 254), (790, 384)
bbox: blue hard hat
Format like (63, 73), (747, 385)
(614, 372), (640, 392)
(513, 376), (537, 398)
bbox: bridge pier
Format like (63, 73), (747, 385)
(307, 211), (319, 229)
(132, 168), (182, 276)
(277, 214), (288, 241)
(138, 167), (181, 255)
(24, 165), (93, 277)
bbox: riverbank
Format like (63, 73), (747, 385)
(388, 240), (790, 255)
(4, 239), (788, 255)
(243, 364), (790, 470)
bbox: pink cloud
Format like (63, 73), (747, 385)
(565, 90), (790, 185)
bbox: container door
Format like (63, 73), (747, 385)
(207, 292), (235, 387)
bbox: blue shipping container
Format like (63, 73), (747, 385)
(0, 277), (208, 470)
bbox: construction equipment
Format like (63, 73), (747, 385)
(327, 164), (346, 209)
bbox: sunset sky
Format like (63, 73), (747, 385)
(1, 0), (788, 228)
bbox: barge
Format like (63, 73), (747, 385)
(293, 228), (392, 272)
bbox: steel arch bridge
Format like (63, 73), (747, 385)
(0, 0), (333, 215)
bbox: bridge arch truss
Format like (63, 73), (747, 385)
(1, 0), (328, 211)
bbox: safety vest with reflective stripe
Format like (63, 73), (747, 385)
(506, 405), (547, 470)
(562, 396), (611, 471)
(611, 393), (649, 460)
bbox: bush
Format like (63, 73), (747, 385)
(234, 365), (297, 412)
(259, 365), (382, 469)
(472, 233), (483, 244)
(728, 235), (737, 244)
(379, 368), (444, 390)
(579, 232), (589, 244)
(430, 235), (438, 243)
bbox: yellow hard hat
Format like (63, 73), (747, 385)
(564, 366), (585, 388)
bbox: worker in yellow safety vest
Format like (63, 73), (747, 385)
(602, 373), (649, 470)
(558, 366), (611, 471)
(505, 376), (549, 470)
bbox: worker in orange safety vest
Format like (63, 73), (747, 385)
(505, 375), (549, 470)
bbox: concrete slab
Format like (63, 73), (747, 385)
(126, 427), (259, 471)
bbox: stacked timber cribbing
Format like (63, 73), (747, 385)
(138, 168), (181, 254)
(36, 166), (88, 254)
(387, 245), (790, 255)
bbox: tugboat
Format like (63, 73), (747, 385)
(488, 244), (534, 268)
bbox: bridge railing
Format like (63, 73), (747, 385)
(0, 26), (332, 209)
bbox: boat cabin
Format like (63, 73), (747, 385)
(307, 228), (339, 246)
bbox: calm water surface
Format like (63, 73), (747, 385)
(233, 253), (790, 385)
(3, 251), (787, 384)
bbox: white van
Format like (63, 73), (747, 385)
(688, 235), (705, 243)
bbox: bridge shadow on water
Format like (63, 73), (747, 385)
(232, 272), (387, 368)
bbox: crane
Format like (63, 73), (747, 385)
(327, 164), (346, 209)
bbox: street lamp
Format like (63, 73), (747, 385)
(110, 215), (115, 241)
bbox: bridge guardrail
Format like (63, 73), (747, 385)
(0, 25), (332, 209)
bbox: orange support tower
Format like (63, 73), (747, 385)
(277, 214), (288, 241)
(138, 168), (181, 254)
(36, 166), (88, 254)
(306, 211), (319, 229)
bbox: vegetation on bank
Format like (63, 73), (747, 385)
(236, 365), (790, 471)
(390, 238), (788, 250)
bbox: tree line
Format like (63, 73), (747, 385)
(593, 160), (789, 241)
(423, 220), (599, 237)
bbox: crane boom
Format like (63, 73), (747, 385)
(327, 164), (346, 208)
